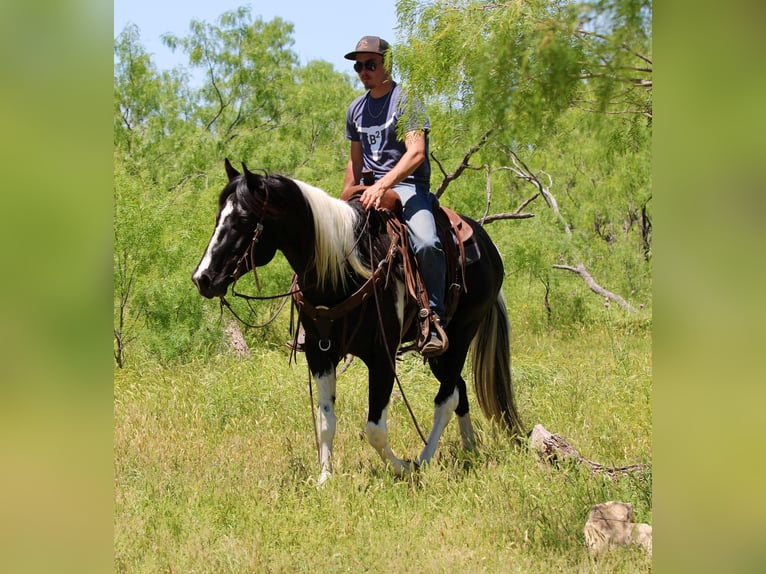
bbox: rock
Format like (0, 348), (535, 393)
(584, 501), (652, 557)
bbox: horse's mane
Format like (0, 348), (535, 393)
(221, 172), (373, 292)
(282, 178), (372, 291)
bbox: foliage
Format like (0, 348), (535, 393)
(392, 0), (652, 329)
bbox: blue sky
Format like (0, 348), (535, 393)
(114, 0), (400, 77)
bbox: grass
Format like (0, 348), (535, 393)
(114, 315), (651, 573)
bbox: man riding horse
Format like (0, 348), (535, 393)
(343, 36), (449, 358)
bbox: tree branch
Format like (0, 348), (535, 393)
(575, 29), (653, 66)
(500, 151), (572, 235)
(432, 128), (493, 198)
(553, 263), (639, 313)
(480, 212), (535, 223)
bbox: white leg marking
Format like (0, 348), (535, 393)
(417, 388), (459, 466)
(365, 406), (410, 476)
(315, 369), (337, 486)
(457, 412), (477, 451)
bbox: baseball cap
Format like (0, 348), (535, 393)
(344, 36), (391, 60)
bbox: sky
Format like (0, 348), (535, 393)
(114, 0), (400, 78)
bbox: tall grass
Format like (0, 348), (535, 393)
(115, 311), (651, 572)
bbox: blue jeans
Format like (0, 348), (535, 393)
(392, 181), (446, 323)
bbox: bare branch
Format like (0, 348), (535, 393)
(575, 29), (653, 65)
(432, 128), (493, 197)
(430, 151), (449, 180)
(553, 263), (639, 313)
(480, 212), (535, 224)
(516, 192), (541, 213)
(502, 151), (572, 235)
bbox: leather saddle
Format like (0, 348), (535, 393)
(340, 185), (481, 340)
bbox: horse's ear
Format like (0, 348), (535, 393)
(224, 158), (240, 181)
(241, 162), (254, 177)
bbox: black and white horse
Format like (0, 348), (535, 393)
(192, 160), (523, 484)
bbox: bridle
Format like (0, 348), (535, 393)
(220, 184), (299, 328)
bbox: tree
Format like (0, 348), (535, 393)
(113, 10), (359, 364)
(393, 0), (651, 323)
(162, 7), (298, 139)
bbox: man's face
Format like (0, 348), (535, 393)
(354, 54), (388, 90)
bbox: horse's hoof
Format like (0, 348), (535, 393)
(396, 459), (421, 476)
(317, 470), (332, 487)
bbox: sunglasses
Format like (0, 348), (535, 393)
(353, 59), (379, 73)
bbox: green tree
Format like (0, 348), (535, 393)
(113, 9), (360, 364)
(162, 8), (297, 141)
(392, 0), (651, 324)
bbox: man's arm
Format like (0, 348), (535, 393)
(342, 140), (364, 195)
(359, 130), (426, 210)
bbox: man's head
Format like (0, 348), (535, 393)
(344, 36), (391, 92)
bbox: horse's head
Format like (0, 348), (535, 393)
(191, 159), (277, 298)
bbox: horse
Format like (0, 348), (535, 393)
(192, 159), (524, 485)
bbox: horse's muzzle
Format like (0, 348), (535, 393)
(192, 269), (226, 299)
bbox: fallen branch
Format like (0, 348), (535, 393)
(529, 424), (648, 478)
(552, 263), (639, 313)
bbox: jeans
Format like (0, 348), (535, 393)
(392, 181), (446, 323)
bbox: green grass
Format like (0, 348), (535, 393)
(114, 317), (651, 573)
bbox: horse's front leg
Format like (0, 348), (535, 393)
(313, 366), (337, 486)
(365, 362), (412, 476)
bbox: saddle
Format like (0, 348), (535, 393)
(340, 185), (481, 351)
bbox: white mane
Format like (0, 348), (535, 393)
(292, 179), (371, 290)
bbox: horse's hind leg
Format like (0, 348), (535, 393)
(416, 383), (459, 466)
(455, 376), (477, 451)
(418, 344), (476, 465)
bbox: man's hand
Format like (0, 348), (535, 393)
(359, 183), (387, 210)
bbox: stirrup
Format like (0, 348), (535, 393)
(420, 316), (449, 358)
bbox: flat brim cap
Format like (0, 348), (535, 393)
(344, 36), (390, 60)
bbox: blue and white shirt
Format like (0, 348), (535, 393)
(345, 82), (431, 186)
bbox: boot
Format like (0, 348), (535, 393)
(286, 327), (306, 352)
(420, 315), (449, 358)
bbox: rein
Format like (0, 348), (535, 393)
(292, 231), (397, 353)
(219, 293), (292, 330)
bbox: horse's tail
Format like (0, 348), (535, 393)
(471, 290), (525, 441)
